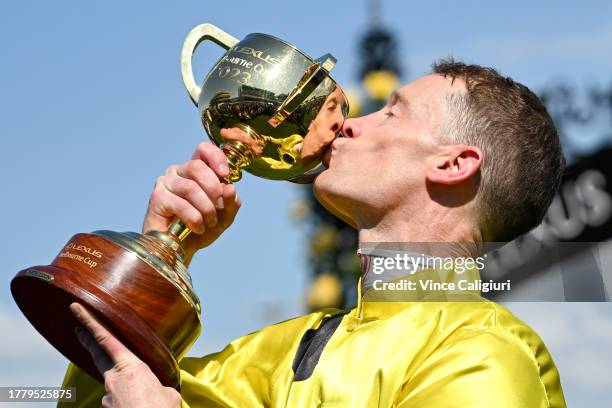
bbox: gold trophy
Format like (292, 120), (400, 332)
(10, 23), (348, 390)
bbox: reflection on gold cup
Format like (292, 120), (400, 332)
(183, 24), (349, 183)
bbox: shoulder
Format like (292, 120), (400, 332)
(417, 301), (566, 407)
(181, 307), (343, 367)
(443, 301), (557, 373)
(177, 308), (346, 404)
(417, 300), (554, 352)
(237, 307), (345, 345)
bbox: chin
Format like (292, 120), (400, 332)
(312, 171), (357, 228)
(313, 169), (336, 204)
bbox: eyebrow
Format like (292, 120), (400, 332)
(389, 90), (407, 109)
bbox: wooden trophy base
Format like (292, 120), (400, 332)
(10, 232), (202, 390)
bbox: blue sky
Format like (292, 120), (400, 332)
(1, 1), (611, 406)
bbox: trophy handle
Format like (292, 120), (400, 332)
(180, 23), (239, 105)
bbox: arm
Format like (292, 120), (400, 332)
(395, 328), (566, 408)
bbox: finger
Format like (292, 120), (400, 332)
(148, 183), (207, 234)
(161, 175), (218, 230)
(142, 209), (172, 235)
(70, 303), (137, 366)
(192, 142), (229, 179)
(75, 326), (114, 375)
(164, 164), (180, 177)
(217, 184), (241, 229)
(176, 160), (225, 210)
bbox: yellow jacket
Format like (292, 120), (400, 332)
(58, 272), (566, 407)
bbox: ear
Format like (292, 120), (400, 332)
(426, 145), (482, 185)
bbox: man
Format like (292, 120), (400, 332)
(59, 60), (566, 407)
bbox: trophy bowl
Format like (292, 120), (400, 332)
(10, 23), (348, 390)
(181, 23), (349, 183)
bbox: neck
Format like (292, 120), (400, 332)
(357, 206), (482, 258)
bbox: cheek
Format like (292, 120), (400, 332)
(336, 148), (394, 189)
(359, 133), (429, 188)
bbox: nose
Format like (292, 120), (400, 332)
(329, 113), (343, 135)
(341, 118), (361, 138)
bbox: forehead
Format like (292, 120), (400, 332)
(395, 73), (466, 103)
(393, 74), (466, 122)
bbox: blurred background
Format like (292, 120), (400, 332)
(1, 0), (611, 406)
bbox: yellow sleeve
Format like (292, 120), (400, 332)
(57, 310), (331, 407)
(55, 340), (267, 407)
(55, 343), (272, 408)
(57, 363), (105, 408)
(395, 328), (566, 408)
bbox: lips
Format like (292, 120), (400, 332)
(320, 136), (344, 168)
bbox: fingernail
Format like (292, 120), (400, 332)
(218, 163), (229, 175)
(216, 197), (224, 210)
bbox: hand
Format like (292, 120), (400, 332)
(143, 139), (242, 262)
(70, 302), (181, 408)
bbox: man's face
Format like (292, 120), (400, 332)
(313, 74), (464, 227)
(300, 86), (348, 165)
